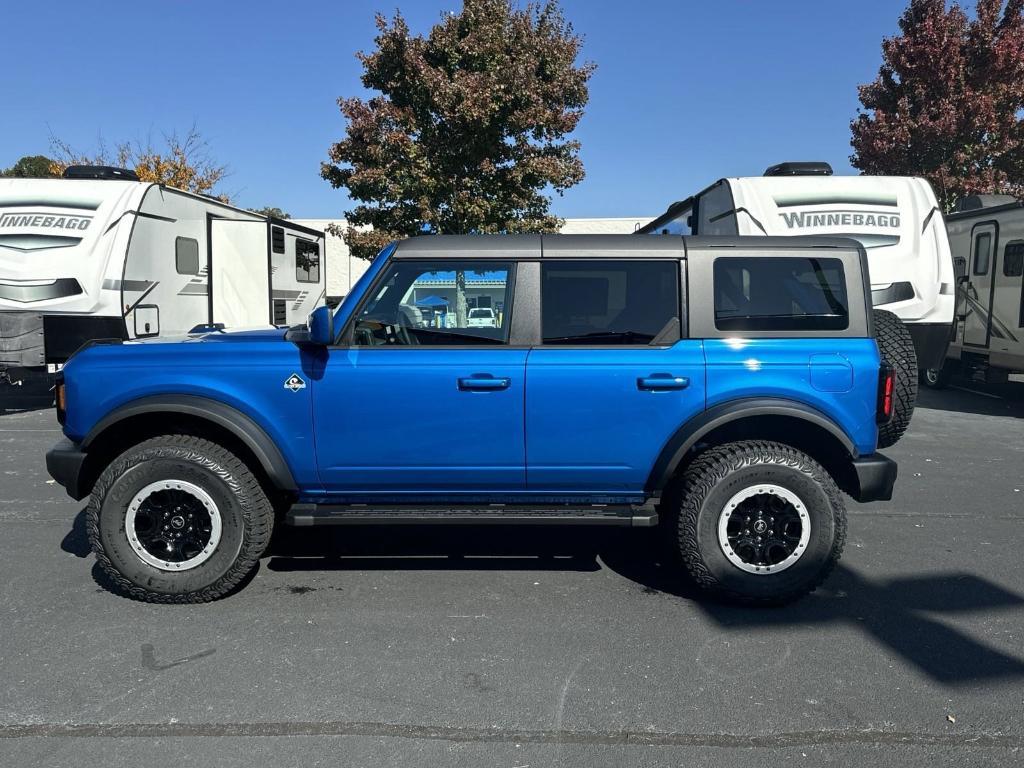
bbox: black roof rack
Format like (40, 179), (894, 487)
(62, 165), (140, 181)
(764, 161), (833, 177)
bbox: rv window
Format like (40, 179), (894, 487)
(175, 237), (200, 275)
(296, 240), (320, 283)
(1004, 241), (1024, 278)
(713, 256), (848, 332)
(271, 226), (285, 254)
(973, 233), (992, 275)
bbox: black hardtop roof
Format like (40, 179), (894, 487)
(390, 233), (865, 259)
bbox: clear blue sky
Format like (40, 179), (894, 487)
(1, 0), (905, 219)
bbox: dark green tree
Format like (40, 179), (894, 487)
(322, 0), (594, 260)
(1, 155), (60, 178)
(249, 206), (291, 219)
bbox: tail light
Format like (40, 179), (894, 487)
(876, 363), (895, 424)
(55, 373), (66, 426)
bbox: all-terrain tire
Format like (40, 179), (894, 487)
(86, 435), (274, 603)
(676, 441), (847, 605)
(873, 309), (917, 448)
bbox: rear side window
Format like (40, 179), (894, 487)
(714, 257), (848, 332)
(541, 260), (680, 345)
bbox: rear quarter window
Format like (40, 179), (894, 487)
(713, 257), (848, 332)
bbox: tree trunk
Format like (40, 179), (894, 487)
(455, 269), (467, 327)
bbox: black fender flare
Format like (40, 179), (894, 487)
(645, 398), (857, 493)
(83, 394), (297, 491)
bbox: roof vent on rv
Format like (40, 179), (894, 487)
(763, 161), (834, 177)
(955, 194), (1018, 212)
(62, 165), (140, 181)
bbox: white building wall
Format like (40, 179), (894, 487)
(293, 217), (655, 300)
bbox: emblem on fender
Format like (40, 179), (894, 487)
(283, 373), (306, 392)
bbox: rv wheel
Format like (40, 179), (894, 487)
(920, 364), (951, 390)
(873, 309), (917, 448)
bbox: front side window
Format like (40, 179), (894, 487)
(714, 257), (848, 332)
(296, 239), (320, 283)
(974, 232), (992, 275)
(351, 260), (513, 346)
(175, 237), (200, 275)
(541, 260), (680, 345)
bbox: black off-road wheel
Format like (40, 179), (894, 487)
(86, 435), (274, 603)
(675, 441), (847, 605)
(873, 309), (917, 448)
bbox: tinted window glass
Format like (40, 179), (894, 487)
(541, 261), (679, 345)
(714, 257), (848, 331)
(1004, 241), (1024, 277)
(175, 237), (199, 275)
(974, 233), (992, 275)
(296, 239), (320, 283)
(271, 226), (285, 254)
(353, 260), (513, 346)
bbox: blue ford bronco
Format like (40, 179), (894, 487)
(46, 235), (899, 604)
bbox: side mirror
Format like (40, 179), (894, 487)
(285, 305), (334, 346)
(308, 305), (335, 345)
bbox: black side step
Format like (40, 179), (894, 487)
(286, 502), (659, 528)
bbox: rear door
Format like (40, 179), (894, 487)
(963, 222), (997, 348)
(210, 218), (270, 327)
(525, 251), (706, 496)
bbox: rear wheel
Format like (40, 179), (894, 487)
(87, 435), (274, 603)
(675, 441), (846, 605)
(873, 309), (917, 448)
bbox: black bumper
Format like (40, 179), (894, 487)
(849, 452), (898, 502)
(46, 438), (89, 501)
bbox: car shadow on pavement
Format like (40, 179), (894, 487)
(917, 379), (1024, 418)
(601, 543), (1024, 687)
(267, 525), (604, 572)
(60, 509), (91, 557)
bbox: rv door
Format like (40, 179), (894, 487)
(963, 222), (997, 348)
(210, 219), (271, 327)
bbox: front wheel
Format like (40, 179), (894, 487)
(675, 441), (847, 605)
(87, 435), (274, 603)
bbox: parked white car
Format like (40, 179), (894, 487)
(466, 308), (497, 327)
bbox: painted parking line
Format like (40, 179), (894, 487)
(950, 385), (1003, 400)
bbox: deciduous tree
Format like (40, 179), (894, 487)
(50, 127), (230, 201)
(0, 155), (60, 178)
(323, 0), (594, 260)
(851, 0), (1024, 210)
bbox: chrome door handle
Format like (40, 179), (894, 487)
(637, 375), (689, 391)
(458, 376), (511, 391)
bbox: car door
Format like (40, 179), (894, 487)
(312, 251), (530, 495)
(525, 251), (706, 496)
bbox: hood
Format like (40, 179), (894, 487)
(126, 326), (289, 346)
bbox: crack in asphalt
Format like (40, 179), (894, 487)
(0, 722), (1019, 748)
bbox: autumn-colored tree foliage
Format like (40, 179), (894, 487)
(322, 0), (594, 260)
(851, 0), (1024, 210)
(50, 128), (230, 201)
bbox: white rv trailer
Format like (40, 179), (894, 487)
(932, 195), (1024, 384)
(0, 166), (325, 385)
(636, 162), (955, 370)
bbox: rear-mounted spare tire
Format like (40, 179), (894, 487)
(873, 309), (917, 448)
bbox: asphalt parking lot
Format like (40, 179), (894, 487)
(1, 381), (1022, 767)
